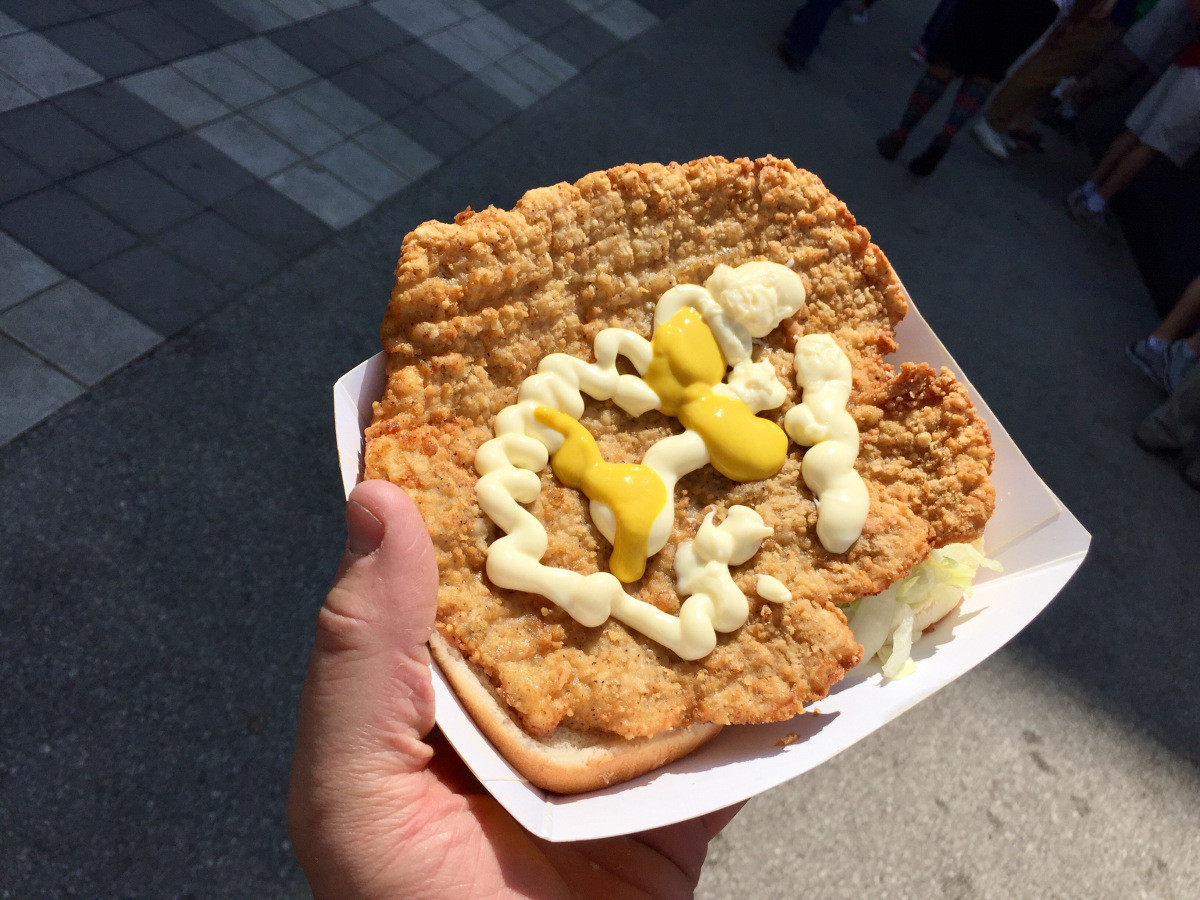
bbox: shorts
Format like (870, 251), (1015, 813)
(1126, 64), (1200, 166)
(1123, 0), (1193, 72)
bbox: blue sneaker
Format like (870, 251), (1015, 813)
(1126, 337), (1169, 392)
(1164, 340), (1199, 393)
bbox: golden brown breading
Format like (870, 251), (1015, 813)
(365, 157), (994, 740)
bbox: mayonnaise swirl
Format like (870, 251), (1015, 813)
(784, 334), (869, 553)
(474, 261), (868, 660)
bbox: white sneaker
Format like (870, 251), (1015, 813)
(971, 118), (1009, 160)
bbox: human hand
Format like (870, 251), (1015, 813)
(288, 479), (742, 899)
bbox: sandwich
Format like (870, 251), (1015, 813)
(364, 156), (995, 793)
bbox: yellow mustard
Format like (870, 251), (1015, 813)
(643, 307), (788, 483)
(533, 406), (667, 583)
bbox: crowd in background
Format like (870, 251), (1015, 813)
(781, 0), (1200, 488)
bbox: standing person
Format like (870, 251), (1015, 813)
(1066, 31), (1200, 229)
(910, 0), (963, 62)
(1054, 0), (1189, 121)
(1127, 272), (1200, 393)
(1134, 358), (1200, 490)
(877, 0), (1062, 175)
(779, 0), (885, 69)
(972, 0), (1126, 159)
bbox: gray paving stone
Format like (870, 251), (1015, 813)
(40, 17), (157, 79)
(53, 82), (183, 153)
(0, 12), (25, 38)
(136, 133), (258, 206)
(475, 61), (538, 108)
(0, 143), (48, 203)
(76, 242), (224, 335)
(496, 48), (568, 96)
(329, 64), (412, 118)
(423, 29), (488, 73)
(453, 13), (531, 60)
(121, 65), (232, 127)
(245, 94), (341, 156)
(540, 15), (620, 68)
(101, 5), (208, 63)
(0, 185), (137, 275)
(365, 46), (453, 101)
(210, 182), (332, 258)
(173, 50), (276, 109)
(268, 22), (354, 76)
(288, 78), (380, 135)
(0, 101), (120, 178)
(389, 103), (469, 157)
(155, 211), (283, 294)
(355, 120), (440, 179)
(307, 5), (406, 58)
(0, 231), (64, 312)
(0, 31), (101, 99)
(268, 161), (373, 229)
(0, 68), (34, 111)
(152, 0), (254, 46)
(67, 157), (201, 239)
(519, 41), (578, 82)
(314, 139), (409, 203)
(446, 75), (520, 123)
(426, 87), (495, 138)
(196, 114), (301, 178)
(0, 0), (87, 31)
(494, 0), (577, 38)
(371, 0), (461, 37)
(589, 0), (657, 39)
(222, 37), (316, 91)
(206, 0), (292, 32)
(0, 279), (161, 384)
(0, 334), (83, 445)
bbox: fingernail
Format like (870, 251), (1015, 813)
(346, 499), (385, 557)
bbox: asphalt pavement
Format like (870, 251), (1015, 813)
(2, 1), (1198, 897)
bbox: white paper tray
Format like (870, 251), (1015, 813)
(333, 299), (1090, 842)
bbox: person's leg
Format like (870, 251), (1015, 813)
(782, 0), (847, 64)
(1136, 349), (1200, 451)
(1088, 129), (1142, 188)
(1153, 275), (1200, 343)
(1094, 140), (1159, 201)
(920, 0), (961, 49)
(911, 75), (993, 175)
(878, 64), (955, 158)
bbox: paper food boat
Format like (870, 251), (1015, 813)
(333, 295), (1090, 842)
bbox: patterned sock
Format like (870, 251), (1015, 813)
(897, 71), (948, 138)
(940, 79), (991, 140)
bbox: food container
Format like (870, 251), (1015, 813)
(333, 294), (1090, 841)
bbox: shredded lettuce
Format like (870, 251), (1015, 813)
(844, 541), (1001, 680)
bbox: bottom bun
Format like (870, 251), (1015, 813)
(430, 632), (724, 794)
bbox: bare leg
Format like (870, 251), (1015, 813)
(1089, 128), (1141, 186)
(1155, 275), (1200, 343)
(1095, 141), (1159, 201)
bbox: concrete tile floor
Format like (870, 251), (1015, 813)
(0, 0), (664, 444)
(2, 1), (1198, 897)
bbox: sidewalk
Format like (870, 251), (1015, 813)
(2, 1), (1198, 897)
(0, 0), (667, 444)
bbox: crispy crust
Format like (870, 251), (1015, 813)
(366, 157), (994, 767)
(431, 633), (722, 794)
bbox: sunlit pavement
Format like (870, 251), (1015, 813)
(1, 1), (1197, 896)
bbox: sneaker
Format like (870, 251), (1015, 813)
(909, 44), (927, 63)
(909, 135), (950, 176)
(1126, 337), (1170, 392)
(1164, 340), (1200, 393)
(971, 119), (1009, 160)
(849, 2), (869, 24)
(877, 130), (905, 160)
(778, 41), (805, 71)
(1134, 409), (1183, 452)
(1067, 195), (1119, 240)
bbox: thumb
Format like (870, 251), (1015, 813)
(288, 479), (439, 869)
